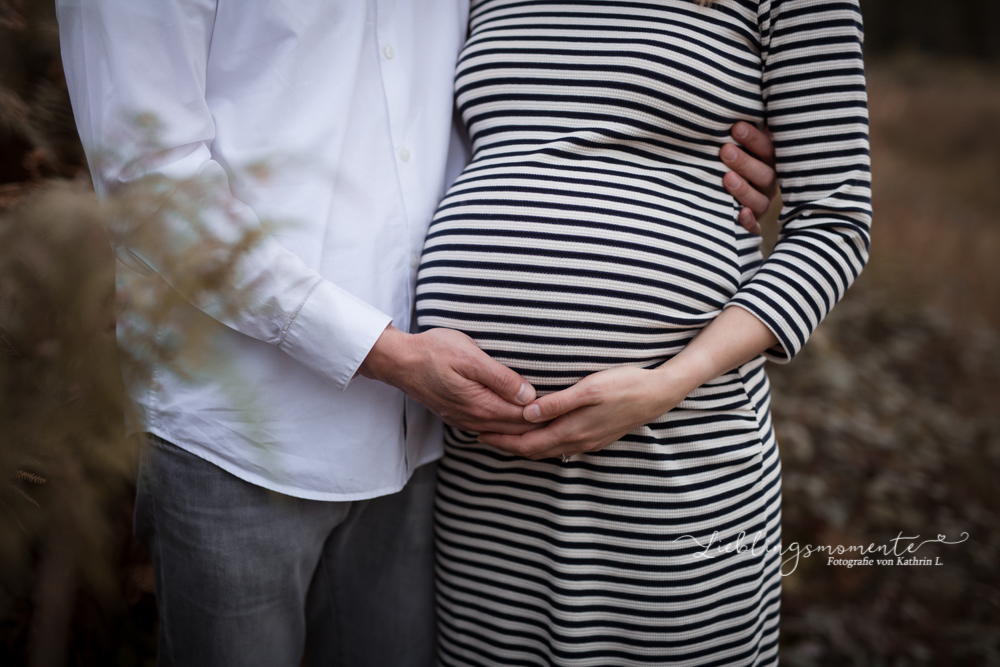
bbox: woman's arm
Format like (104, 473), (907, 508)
(480, 0), (871, 459)
(729, 0), (871, 363)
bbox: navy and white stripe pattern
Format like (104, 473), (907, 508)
(416, 0), (870, 664)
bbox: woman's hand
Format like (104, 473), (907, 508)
(478, 306), (779, 460)
(477, 365), (693, 460)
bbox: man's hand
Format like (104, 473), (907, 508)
(721, 121), (778, 236)
(358, 326), (538, 435)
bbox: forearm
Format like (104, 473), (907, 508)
(646, 306), (778, 412)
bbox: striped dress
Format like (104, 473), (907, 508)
(415, 1), (871, 664)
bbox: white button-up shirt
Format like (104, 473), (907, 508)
(56, 0), (470, 500)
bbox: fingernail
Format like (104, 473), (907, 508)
(721, 144), (738, 162)
(734, 122), (749, 139)
(724, 172), (740, 188)
(738, 208), (751, 222)
(515, 383), (535, 405)
(524, 404), (542, 422)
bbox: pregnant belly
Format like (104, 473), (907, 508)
(415, 179), (744, 392)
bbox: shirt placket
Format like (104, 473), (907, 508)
(374, 0), (420, 312)
(375, 0), (418, 472)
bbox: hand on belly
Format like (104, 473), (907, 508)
(358, 325), (541, 435)
(477, 364), (690, 459)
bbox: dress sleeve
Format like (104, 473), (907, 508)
(725, 0), (871, 363)
(55, 0), (392, 389)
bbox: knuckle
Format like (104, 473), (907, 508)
(494, 369), (516, 393)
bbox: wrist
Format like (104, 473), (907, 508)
(647, 348), (717, 408)
(358, 325), (415, 385)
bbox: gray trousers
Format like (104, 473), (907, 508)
(134, 435), (437, 667)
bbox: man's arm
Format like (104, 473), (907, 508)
(56, 0), (536, 432)
(57, 0), (392, 387)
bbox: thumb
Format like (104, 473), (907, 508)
(460, 351), (536, 406)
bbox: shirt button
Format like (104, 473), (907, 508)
(383, 45), (395, 60)
(410, 252), (419, 268)
(399, 147), (410, 162)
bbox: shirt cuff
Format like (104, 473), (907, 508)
(277, 279), (392, 390)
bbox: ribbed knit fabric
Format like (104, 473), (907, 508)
(415, 1), (870, 664)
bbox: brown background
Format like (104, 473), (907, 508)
(1, 0), (998, 665)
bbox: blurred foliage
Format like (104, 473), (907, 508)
(1, 0), (999, 666)
(0, 0), (82, 203)
(864, 61), (1000, 332)
(0, 175), (268, 667)
(1, 3), (266, 666)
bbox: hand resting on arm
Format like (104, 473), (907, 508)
(721, 121), (778, 236)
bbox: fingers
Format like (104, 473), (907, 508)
(478, 420), (614, 461)
(464, 420), (539, 436)
(737, 207), (763, 236)
(721, 143), (776, 199)
(400, 329), (537, 431)
(438, 380), (536, 434)
(722, 170), (772, 221)
(478, 424), (565, 459)
(460, 349), (536, 406)
(731, 121), (775, 168)
(722, 122), (778, 220)
(720, 142), (776, 196)
(523, 383), (592, 423)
